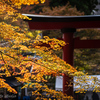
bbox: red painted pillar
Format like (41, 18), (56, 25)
(61, 28), (76, 96)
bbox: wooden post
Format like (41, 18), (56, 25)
(61, 28), (76, 96)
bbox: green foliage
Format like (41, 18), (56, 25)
(74, 29), (100, 74)
(68, 0), (98, 14)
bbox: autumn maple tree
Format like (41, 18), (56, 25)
(0, 0), (92, 100)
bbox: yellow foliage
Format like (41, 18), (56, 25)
(0, 0), (91, 100)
